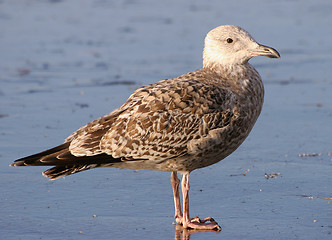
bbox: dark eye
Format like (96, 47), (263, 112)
(226, 38), (233, 43)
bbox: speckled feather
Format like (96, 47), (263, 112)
(66, 65), (263, 170)
(11, 25), (279, 180)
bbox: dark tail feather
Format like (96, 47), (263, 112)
(10, 143), (71, 166)
(42, 164), (100, 180)
(10, 142), (122, 179)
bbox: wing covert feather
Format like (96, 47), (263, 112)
(68, 70), (239, 160)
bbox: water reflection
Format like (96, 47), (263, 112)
(174, 224), (220, 240)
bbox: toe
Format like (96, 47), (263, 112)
(185, 221), (221, 230)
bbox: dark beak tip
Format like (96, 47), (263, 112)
(270, 48), (281, 59)
(265, 47), (280, 59)
(257, 44), (280, 59)
(270, 53), (281, 59)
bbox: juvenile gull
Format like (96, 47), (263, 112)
(11, 25), (280, 230)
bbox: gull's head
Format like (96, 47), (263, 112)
(203, 25), (280, 69)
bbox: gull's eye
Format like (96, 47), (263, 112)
(226, 38), (233, 43)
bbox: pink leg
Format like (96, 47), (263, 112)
(180, 172), (221, 230)
(181, 172), (191, 227)
(171, 171), (182, 223)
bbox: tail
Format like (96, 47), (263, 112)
(10, 142), (121, 180)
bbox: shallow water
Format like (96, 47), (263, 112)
(1, 0), (331, 239)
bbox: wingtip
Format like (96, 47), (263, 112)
(42, 170), (61, 181)
(10, 161), (25, 167)
(42, 171), (52, 179)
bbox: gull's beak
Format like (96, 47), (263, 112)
(249, 44), (280, 59)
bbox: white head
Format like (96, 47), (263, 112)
(203, 25), (280, 70)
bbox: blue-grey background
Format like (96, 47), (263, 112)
(1, 0), (331, 239)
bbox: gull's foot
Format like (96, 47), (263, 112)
(175, 216), (221, 230)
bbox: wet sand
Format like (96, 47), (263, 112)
(1, 0), (331, 239)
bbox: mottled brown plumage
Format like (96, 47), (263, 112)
(11, 25), (280, 230)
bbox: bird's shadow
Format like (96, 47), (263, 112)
(174, 224), (221, 240)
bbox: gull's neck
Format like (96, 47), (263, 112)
(203, 50), (251, 79)
(203, 58), (254, 82)
(202, 49), (263, 97)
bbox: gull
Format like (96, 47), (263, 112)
(11, 25), (280, 230)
